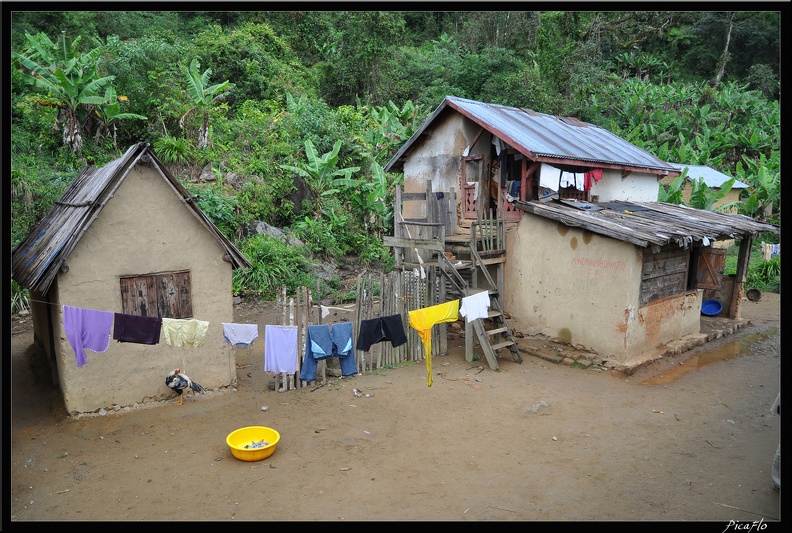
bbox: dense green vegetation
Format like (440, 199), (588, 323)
(9, 10), (781, 308)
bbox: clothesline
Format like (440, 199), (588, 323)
(28, 293), (487, 327)
(33, 293), (490, 388)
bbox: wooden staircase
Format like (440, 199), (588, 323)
(385, 182), (521, 370)
(438, 217), (522, 370)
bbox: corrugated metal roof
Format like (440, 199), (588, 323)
(12, 143), (251, 294)
(667, 163), (749, 189)
(386, 96), (681, 176)
(513, 198), (778, 249)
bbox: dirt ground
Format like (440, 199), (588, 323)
(7, 291), (782, 524)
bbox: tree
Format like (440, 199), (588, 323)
(688, 176), (735, 211)
(712, 12), (735, 88)
(280, 140), (360, 220)
(93, 87), (148, 151)
(723, 157), (780, 223)
(11, 31), (115, 153)
(658, 171), (687, 205)
(179, 58), (233, 149)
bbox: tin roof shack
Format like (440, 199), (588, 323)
(11, 143), (251, 415)
(385, 96), (778, 371)
(386, 96), (682, 227)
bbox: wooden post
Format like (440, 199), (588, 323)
(729, 236), (753, 319)
(354, 275), (363, 373)
(395, 185), (403, 268)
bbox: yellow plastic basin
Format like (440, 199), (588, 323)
(226, 426), (280, 462)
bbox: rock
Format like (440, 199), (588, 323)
(248, 221), (305, 247)
(198, 163), (216, 182)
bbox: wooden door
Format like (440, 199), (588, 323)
(697, 247), (726, 289)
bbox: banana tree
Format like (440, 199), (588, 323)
(179, 58), (233, 149)
(688, 176), (735, 211)
(658, 168), (687, 204)
(93, 87), (147, 151)
(12, 31), (115, 153)
(349, 161), (395, 237)
(724, 157), (780, 222)
(280, 140), (360, 220)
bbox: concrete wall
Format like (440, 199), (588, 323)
(503, 214), (702, 366)
(52, 163), (236, 414)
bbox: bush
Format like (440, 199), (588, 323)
(747, 255), (780, 293)
(724, 239), (780, 293)
(153, 135), (195, 166)
(11, 280), (30, 315)
(234, 234), (315, 299)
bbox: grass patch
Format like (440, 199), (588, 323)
(723, 235), (780, 293)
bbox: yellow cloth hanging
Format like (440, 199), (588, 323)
(408, 300), (459, 387)
(161, 318), (210, 348)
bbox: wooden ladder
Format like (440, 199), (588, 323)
(437, 233), (521, 371)
(467, 251), (522, 370)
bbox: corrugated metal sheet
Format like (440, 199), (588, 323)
(513, 199), (778, 249)
(667, 163), (749, 189)
(386, 96), (680, 176)
(12, 143), (251, 295)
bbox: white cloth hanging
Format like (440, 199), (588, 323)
(222, 323), (259, 348)
(459, 290), (491, 323)
(264, 325), (298, 374)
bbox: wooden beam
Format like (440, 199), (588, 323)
(383, 236), (444, 252)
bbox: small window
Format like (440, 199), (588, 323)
(120, 270), (193, 318)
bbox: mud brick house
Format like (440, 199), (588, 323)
(12, 143), (251, 414)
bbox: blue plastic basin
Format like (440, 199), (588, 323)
(701, 299), (723, 317)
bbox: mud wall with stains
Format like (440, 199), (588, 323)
(504, 213), (702, 366)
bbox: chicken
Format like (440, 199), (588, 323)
(165, 368), (205, 406)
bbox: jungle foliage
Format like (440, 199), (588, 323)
(9, 10), (781, 303)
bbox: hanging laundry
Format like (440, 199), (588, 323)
(508, 180), (521, 199)
(222, 322), (259, 348)
(558, 169), (585, 191)
(408, 300), (459, 387)
(459, 291), (490, 323)
(161, 318), (209, 348)
(356, 314), (408, 351)
(305, 324), (334, 361)
(331, 321), (355, 359)
(63, 305), (114, 367)
(491, 136), (504, 156)
(584, 168), (603, 191)
(300, 323), (357, 382)
(499, 151), (509, 187)
(320, 304), (354, 320)
(113, 313), (162, 344)
(264, 325), (298, 374)
(539, 163), (587, 192)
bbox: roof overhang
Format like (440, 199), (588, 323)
(512, 199), (778, 250)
